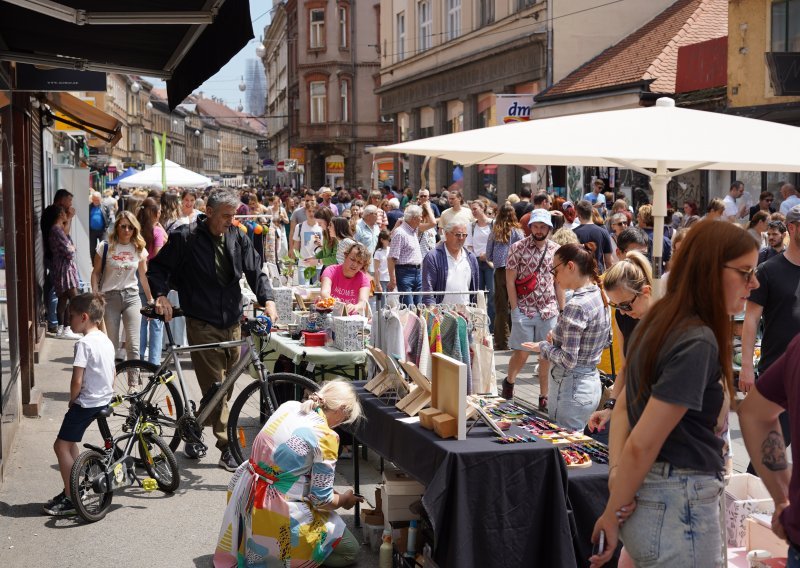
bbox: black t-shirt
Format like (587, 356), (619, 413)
(614, 310), (638, 356)
(625, 324), (724, 473)
(748, 254), (800, 371)
(41, 204), (60, 260)
(758, 247), (782, 266)
(513, 201), (533, 222)
(573, 223), (614, 272)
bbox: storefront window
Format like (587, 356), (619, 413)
(771, 0), (800, 52)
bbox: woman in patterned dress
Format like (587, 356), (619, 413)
(49, 207), (81, 337)
(214, 380), (364, 568)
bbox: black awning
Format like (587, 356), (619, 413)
(0, 0), (253, 109)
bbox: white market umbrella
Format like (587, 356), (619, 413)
(371, 97), (800, 292)
(118, 159), (211, 190)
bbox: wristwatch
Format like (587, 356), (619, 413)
(602, 399), (616, 410)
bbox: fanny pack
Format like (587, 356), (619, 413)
(515, 246), (547, 297)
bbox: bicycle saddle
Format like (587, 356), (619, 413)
(98, 406), (114, 418)
(140, 304), (184, 320)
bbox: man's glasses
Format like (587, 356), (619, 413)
(452, 233), (468, 239)
(608, 292), (639, 312)
(613, 222), (629, 227)
(724, 265), (758, 285)
(118, 224), (134, 231)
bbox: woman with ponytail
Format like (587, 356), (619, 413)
(590, 220), (760, 567)
(525, 242), (611, 431)
(214, 380), (364, 567)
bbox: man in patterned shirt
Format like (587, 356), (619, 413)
(387, 205), (424, 305)
(504, 209), (562, 410)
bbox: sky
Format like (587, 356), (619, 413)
(148, 0), (270, 109)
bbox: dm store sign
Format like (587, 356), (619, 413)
(495, 95), (535, 125)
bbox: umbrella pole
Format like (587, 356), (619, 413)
(651, 161), (670, 298)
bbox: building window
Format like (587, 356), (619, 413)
(339, 7), (348, 48)
(478, 0), (494, 26)
(447, 0), (461, 40)
(772, 0), (800, 52)
(517, 0), (536, 12)
(310, 9), (325, 49)
(340, 80), (349, 122)
(418, 0), (432, 51)
(310, 81), (327, 123)
(397, 12), (406, 62)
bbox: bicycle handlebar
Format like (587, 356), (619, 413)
(141, 304), (184, 320)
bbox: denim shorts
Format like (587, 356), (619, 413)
(57, 404), (108, 442)
(620, 462), (724, 567)
(547, 364), (600, 431)
(789, 543), (800, 568)
(509, 307), (556, 350)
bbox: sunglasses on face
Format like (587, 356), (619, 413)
(118, 224), (134, 231)
(608, 292), (639, 312)
(613, 222), (629, 227)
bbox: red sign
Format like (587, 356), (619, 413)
(276, 160), (285, 172)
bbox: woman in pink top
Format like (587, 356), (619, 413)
(137, 197), (167, 364)
(320, 242), (371, 316)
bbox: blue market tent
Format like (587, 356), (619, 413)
(106, 167), (140, 186)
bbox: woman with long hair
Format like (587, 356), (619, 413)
(137, 198), (167, 364)
(312, 208), (337, 268)
(747, 210), (770, 248)
(160, 192), (182, 232)
(486, 204), (524, 350)
(49, 207), (81, 339)
(526, 242), (611, 431)
(590, 220), (760, 567)
(320, 242), (372, 316)
(331, 216), (356, 264)
(681, 200), (700, 228)
(91, 211), (152, 364)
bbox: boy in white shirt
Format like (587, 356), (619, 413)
(43, 292), (115, 516)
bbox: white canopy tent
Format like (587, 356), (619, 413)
(371, 97), (800, 292)
(118, 159), (211, 190)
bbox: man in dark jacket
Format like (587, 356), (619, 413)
(421, 221), (480, 305)
(148, 188), (277, 471)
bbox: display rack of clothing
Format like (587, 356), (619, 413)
(371, 291), (496, 395)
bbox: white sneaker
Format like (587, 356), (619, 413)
(59, 327), (81, 340)
(55, 325), (64, 337)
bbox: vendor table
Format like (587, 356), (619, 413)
(352, 384), (615, 568)
(262, 331), (367, 381)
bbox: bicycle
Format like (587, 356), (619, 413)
(69, 382), (180, 522)
(111, 305), (319, 465)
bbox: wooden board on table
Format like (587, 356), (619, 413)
(396, 360), (430, 415)
(431, 353), (467, 440)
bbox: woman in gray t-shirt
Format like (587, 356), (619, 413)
(589, 220), (760, 567)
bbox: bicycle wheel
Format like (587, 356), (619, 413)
(113, 360), (185, 455)
(228, 373), (319, 464)
(137, 433), (180, 493)
(70, 450), (113, 522)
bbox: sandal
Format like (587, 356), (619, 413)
(538, 395), (548, 412)
(501, 378), (514, 400)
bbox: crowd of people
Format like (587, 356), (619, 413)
(38, 177), (800, 566)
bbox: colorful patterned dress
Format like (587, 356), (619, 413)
(214, 401), (346, 568)
(48, 224), (79, 294)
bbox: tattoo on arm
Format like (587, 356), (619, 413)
(762, 430), (789, 471)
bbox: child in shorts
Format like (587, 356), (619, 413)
(43, 292), (115, 516)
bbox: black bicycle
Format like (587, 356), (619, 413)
(110, 306), (318, 465)
(70, 383), (180, 522)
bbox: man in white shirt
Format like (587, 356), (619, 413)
(292, 200), (324, 285)
(437, 189), (474, 231)
(723, 180), (748, 221)
(465, 200), (495, 328)
(780, 182), (800, 215)
(421, 222), (479, 306)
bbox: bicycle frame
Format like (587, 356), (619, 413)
(144, 323), (275, 441)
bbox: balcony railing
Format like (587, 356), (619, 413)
(297, 121), (393, 144)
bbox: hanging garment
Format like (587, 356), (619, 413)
(418, 313), (433, 378)
(472, 328), (497, 395)
(441, 312), (473, 394)
(404, 312), (425, 368)
(426, 311), (443, 354)
(383, 309), (405, 362)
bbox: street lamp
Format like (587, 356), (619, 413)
(237, 100), (244, 112)
(194, 129), (200, 136)
(131, 81), (141, 93)
(238, 76), (246, 92)
(146, 100), (153, 110)
(255, 37), (266, 58)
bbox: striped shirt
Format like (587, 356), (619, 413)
(539, 285), (611, 370)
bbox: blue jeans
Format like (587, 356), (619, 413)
(478, 260), (495, 331)
(790, 544), (800, 568)
(548, 364), (600, 431)
(395, 265), (422, 305)
(140, 293), (163, 364)
(620, 462), (724, 567)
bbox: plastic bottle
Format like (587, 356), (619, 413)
(404, 520), (418, 558)
(379, 529), (393, 568)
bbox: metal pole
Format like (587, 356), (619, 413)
(651, 162), (670, 298)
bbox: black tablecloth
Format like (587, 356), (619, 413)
(352, 384), (616, 568)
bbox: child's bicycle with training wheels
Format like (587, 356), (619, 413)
(110, 305), (319, 465)
(70, 382), (180, 522)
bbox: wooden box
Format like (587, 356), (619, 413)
(431, 353), (467, 440)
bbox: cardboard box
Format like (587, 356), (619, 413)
(746, 514), (789, 559)
(383, 468), (425, 495)
(726, 473), (775, 547)
(333, 315), (367, 352)
(380, 486), (421, 523)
